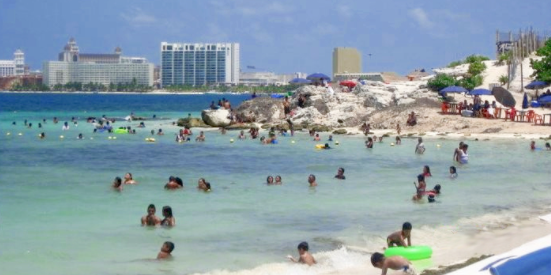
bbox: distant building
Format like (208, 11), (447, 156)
(239, 72), (307, 86)
(43, 38), (154, 87)
(332, 47), (361, 78)
(160, 42), (240, 87)
(0, 49), (25, 77)
(334, 72), (383, 82)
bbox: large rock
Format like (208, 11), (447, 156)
(201, 109), (231, 127)
(235, 97), (284, 123)
(177, 117), (210, 128)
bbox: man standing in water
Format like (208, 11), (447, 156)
(308, 174), (318, 187)
(415, 137), (425, 154)
(141, 204), (161, 226)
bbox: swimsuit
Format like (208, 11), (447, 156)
(403, 265), (417, 275)
(161, 218), (171, 226)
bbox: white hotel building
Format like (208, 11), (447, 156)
(160, 42), (240, 87)
(0, 50), (25, 77)
(43, 38), (154, 87)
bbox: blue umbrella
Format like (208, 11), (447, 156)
(525, 80), (549, 90)
(468, 88), (492, 96)
(306, 73), (331, 82)
(522, 92), (528, 109)
(289, 78), (311, 84)
(440, 86), (468, 93)
(539, 95), (551, 104)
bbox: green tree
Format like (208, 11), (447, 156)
(498, 75), (509, 85)
(530, 39), (551, 83)
(459, 75), (483, 91)
(427, 74), (458, 92)
(464, 55), (490, 64)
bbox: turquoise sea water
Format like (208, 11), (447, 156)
(1, 93), (551, 275)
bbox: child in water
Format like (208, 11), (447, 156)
(449, 166), (457, 178)
(412, 175), (426, 201)
(288, 241), (316, 266)
(157, 241), (175, 260)
(386, 222), (412, 247)
(371, 252), (417, 275)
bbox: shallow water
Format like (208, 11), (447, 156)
(1, 93), (550, 275)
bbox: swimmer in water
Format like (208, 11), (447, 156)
(453, 142), (464, 162)
(124, 173), (136, 184)
(530, 141), (536, 151)
(157, 129), (164, 136)
(412, 174), (426, 201)
(288, 241), (316, 266)
(459, 144), (468, 164)
(328, 135), (333, 141)
(195, 131), (205, 142)
(371, 252), (416, 275)
(197, 178), (207, 190)
(449, 166), (457, 178)
(150, 130), (155, 135)
(275, 175), (282, 185)
(112, 177), (123, 191)
(415, 137), (425, 154)
(335, 167), (345, 180)
(546, 142), (551, 151)
(39, 132), (45, 139)
(62, 122), (69, 130)
(77, 133), (83, 139)
(313, 133), (320, 141)
(378, 136), (383, 143)
(428, 184), (441, 195)
(422, 165), (431, 177)
(38, 123), (42, 128)
(308, 174), (318, 187)
(141, 204), (161, 226)
(160, 206), (175, 227)
(395, 136), (401, 145)
(165, 176), (183, 189)
(366, 137), (374, 149)
(238, 130), (246, 139)
(324, 143), (331, 149)
(266, 176), (274, 185)
(157, 241), (174, 260)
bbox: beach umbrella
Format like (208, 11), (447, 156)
(468, 88), (492, 96)
(522, 93), (529, 109)
(306, 73), (331, 82)
(339, 80), (356, 88)
(538, 95), (551, 104)
(289, 78), (311, 84)
(525, 80), (549, 90)
(440, 86), (468, 94)
(492, 86), (516, 108)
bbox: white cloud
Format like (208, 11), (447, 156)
(408, 8), (433, 29)
(121, 7), (156, 25)
(210, 0), (293, 17)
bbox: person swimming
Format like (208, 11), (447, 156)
(449, 166), (457, 178)
(157, 129), (164, 136)
(395, 136), (401, 145)
(141, 204), (161, 226)
(124, 173), (136, 184)
(266, 176), (274, 185)
(308, 174), (317, 187)
(275, 175), (282, 185)
(328, 135), (333, 141)
(323, 143), (331, 149)
(366, 137), (374, 149)
(313, 133), (320, 141)
(39, 132), (45, 139)
(422, 165), (431, 177)
(62, 122), (69, 130)
(335, 167), (345, 180)
(77, 133), (83, 139)
(112, 177), (123, 191)
(160, 206), (175, 227)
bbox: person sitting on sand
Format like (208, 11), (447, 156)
(335, 167), (346, 180)
(412, 174), (426, 201)
(387, 222), (412, 247)
(112, 177), (123, 191)
(395, 136), (401, 145)
(266, 176), (274, 185)
(275, 175), (282, 185)
(371, 252), (417, 275)
(124, 173), (136, 184)
(308, 174), (318, 187)
(288, 241), (316, 266)
(160, 206), (175, 227)
(414, 137), (425, 154)
(141, 204), (161, 226)
(449, 166), (458, 178)
(406, 112), (417, 126)
(157, 241), (175, 260)
(195, 131), (205, 142)
(366, 137), (374, 149)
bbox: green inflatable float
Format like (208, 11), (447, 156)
(384, 246), (432, 261)
(114, 128), (128, 134)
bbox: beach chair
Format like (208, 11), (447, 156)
(481, 108), (492, 119)
(504, 108), (516, 121)
(525, 110), (535, 123)
(533, 114), (543, 125)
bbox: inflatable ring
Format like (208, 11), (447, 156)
(114, 128), (128, 134)
(384, 246), (432, 261)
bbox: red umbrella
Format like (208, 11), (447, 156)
(340, 80), (356, 88)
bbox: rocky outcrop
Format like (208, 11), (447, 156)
(332, 129), (347, 135)
(201, 109), (231, 127)
(233, 81), (439, 129)
(235, 97), (283, 123)
(177, 117), (210, 128)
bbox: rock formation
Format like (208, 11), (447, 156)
(201, 109), (231, 127)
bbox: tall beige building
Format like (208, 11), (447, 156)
(332, 47), (361, 77)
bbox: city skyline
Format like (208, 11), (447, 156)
(1, 0), (550, 76)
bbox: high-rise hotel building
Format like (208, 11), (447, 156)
(43, 38), (154, 87)
(160, 42), (240, 87)
(0, 49), (25, 77)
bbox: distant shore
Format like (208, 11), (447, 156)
(0, 89), (256, 95)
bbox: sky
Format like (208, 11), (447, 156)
(0, 0), (550, 76)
